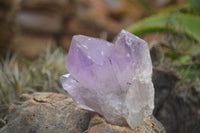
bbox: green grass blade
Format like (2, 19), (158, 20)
(128, 13), (200, 42)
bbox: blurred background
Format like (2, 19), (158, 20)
(0, 0), (200, 133)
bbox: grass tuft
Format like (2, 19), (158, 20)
(0, 47), (67, 126)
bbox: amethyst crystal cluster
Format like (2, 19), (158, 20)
(61, 30), (154, 129)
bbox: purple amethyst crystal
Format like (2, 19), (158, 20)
(61, 30), (154, 129)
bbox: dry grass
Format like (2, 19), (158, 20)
(0, 47), (67, 127)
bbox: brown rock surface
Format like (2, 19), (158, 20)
(151, 68), (200, 133)
(21, 0), (68, 8)
(88, 115), (165, 133)
(11, 33), (55, 58)
(0, 92), (166, 133)
(15, 11), (63, 34)
(0, 93), (91, 133)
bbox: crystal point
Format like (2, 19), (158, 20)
(61, 29), (154, 129)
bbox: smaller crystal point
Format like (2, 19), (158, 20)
(61, 29), (154, 129)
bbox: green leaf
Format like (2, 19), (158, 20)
(128, 13), (200, 42)
(180, 66), (200, 81)
(186, 44), (200, 55)
(174, 55), (192, 65)
(189, 0), (200, 14)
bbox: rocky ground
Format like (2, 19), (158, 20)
(0, 92), (165, 133)
(0, 0), (186, 58)
(153, 68), (200, 133)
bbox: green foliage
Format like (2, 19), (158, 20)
(190, 0), (200, 14)
(128, 2), (200, 86)
(0, 48), (67, 124)
(128, 13), (200, 42)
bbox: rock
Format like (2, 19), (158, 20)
(59, 36), (72, 51)
(151, 68), (200, 133)
(76, 0), (122, 38)
(0, 92), (166, 133)
(15, 11), (62, 34)
(155, 94), (200, 133)
(88, 115), (165, 133)
(152, 68), (179, 116)
(0, 0), (15, 57)
(0, 93), (91, 133)
(21, 0), (68, 8)
(11, 32), (55, 59)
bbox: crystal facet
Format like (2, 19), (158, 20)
(61, 30), (154, 129)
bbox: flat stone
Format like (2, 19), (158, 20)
(0, 93), (91, 133)
(88, 115), (165, 133)
(11, 32), (55, 58)
(21, 0), (68, 7)
(0, 92), (165, 133)
(15, 11), (62, 34)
